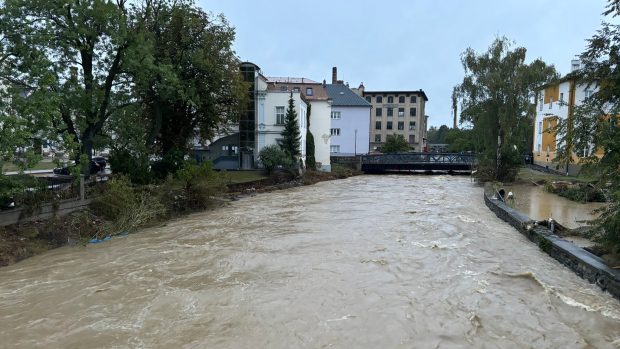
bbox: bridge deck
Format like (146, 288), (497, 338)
(361, 153), (475, 173)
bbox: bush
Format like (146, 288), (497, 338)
(331, 163), (360, 179)
(90, 176), (165, 234)
(259, 145), (292, 174)
(158, 161), (226, 214)
(109, 149), (151, 184)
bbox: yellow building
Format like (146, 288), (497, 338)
(532, 63), (598, 174)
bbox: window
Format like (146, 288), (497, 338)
(539, 97), (543, 111)
(537, 143), (541, 156)
(409, 121), (416, 130)
(399, 96), (405, 103)
(409, 135), (416, 144)
(276, 106), (285, 124)
(306, 87), (313, 96)
(387, 108), (393, 117)
(410, 107), (417, 116)
(387, 121), (393, 130)
(376, 107), (382, 116)
(410, 96), (417, 103)
(330, 145), (340, 153)
(375, 121), (382, 130)
(538, 121), (542, 134)
(331, 111), (341, 119)
(398, 121), (404, 130)
(585, 89), (593, 99)
(546, 144), (550, 157)
(398, 108), (404, 117)
(549, 97), (553, 109)
(376, 96), (383, 103)
(293, 87), (300, 92)
(365, 96), (371, 103)
(560, 92), (564, 107)
(375, 134), (381, 143)
(387, 96), (394, 103)
(330, 128), (340, 136)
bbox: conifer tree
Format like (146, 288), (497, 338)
(280, 93), (302, 164)
(305, 104), (316, 169)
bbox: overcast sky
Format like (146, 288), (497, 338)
(200, 0), (612, 127)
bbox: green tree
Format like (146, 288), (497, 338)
(559, 0), (620, 251)
(445, 128), (476, 153)
(133, 0), (247, 165)
(454, 37), (558, 181)
(259, 144), (292, 174)
(0, 0), (136, 169)
(381, 134), (410, 153)
(427, 125), (450, 143)
(305, 104), (316, 170)
(280, 93), (301, 164)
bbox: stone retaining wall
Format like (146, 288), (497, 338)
(484, 190), (620, 300)
(0, 198), (91, 227)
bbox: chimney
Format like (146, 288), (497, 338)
(571, 59), (581, 72)
(332, 67), (337, 84)
(358, 82), (365, 94)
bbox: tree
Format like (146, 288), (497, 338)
(305, 104), (316, 170)
(0, 0), (136, 169)
(133, 0), (247, 165)
(560, 0), (620, 251)
(381, 134), (410, 153)
(427, 125), (450, 143)
(280, 93), (301, 163)
(259, 145), (291, 174)
(445, 128), (476, 153)
(454, 37), (558, 181)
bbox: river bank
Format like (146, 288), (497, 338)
(0, 168), (358, 267)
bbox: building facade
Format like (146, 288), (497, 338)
(362, 89), (429, 152)
(325, 83), (371, 155)
(266, 77), (332, 171)
(532, 62), (599, 174)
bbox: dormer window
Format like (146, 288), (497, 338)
(306, 87), (313, 96)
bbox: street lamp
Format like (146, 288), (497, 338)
(354, 129), (358, 156)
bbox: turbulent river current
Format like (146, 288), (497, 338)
(0, 175), (619, 348)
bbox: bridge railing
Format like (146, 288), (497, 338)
(361, 152), (475, 165)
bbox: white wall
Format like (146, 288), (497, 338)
(258, 91), (306, 166)
(308, 100), (331, 171)
(330, 106), (370, 155)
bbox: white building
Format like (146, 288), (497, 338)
(532, 60), (600, 174)
(266, 78), (332, 172)
(325, 83), (371, 155)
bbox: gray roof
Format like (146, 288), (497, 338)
(326, 84), (371, 107)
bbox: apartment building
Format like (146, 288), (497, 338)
(533, 60), (599, 175)
(362, 89), (428, 152)
(325, 82), (371, 155)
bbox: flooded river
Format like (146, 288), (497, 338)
(0, 175), (619, 348)
(504, 184), (605, 230)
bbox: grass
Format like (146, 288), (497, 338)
(516, 167), (596, 184)
(221, 170), (268, 184)
(2, 161), (59, 173)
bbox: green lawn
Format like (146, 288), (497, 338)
(2, 161), (59, 173)
(516, 167), (596, 184)
(221, 170), (268, 184)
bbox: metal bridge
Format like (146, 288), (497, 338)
(361, 153), (475, 173)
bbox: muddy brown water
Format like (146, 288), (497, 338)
(0, 175), (619, 348)
(503, 184), (605, 230)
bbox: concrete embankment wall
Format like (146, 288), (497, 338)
(0, 198), (91, 227)
(484, 189), (620, 301)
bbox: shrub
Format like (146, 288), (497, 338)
(159, 161), (226, 214)
(109, 149), (151, 184)
(259, 145), (292, 174)
(90, 176), (165, 234)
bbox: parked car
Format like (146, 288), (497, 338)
(53, 157), (107, 175)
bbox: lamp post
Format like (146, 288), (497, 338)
(354, 129), (358, 156)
